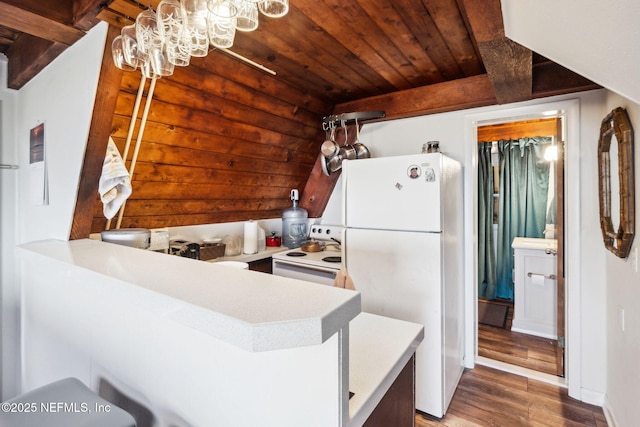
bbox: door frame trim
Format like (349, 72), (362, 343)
(463, 98), (582, 400)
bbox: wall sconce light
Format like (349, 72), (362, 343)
(544, 141), (558, 161)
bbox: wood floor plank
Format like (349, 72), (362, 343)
(528, 416), (596, 427)
(462, 362), (529, 391)
(419, 301), (603, 426)
(415, 365), (607, 427)
(478, 302), (559, 375)
(451, 391), (529, 425)
(527, 381), (602, 425)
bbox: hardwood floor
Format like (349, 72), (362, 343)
(478, 300), (558, 376)
(412, 300), (607, 425)
(415, 365), (608, 426)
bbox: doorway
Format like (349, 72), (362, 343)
(465, 99), (582, 396)
(476, 117), (564, 378)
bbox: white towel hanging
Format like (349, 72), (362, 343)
(99, 138), (132, 219)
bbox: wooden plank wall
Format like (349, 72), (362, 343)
(90, 50), (333, 233)
(477, 118), (559, 142)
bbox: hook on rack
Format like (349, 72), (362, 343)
(322, 110), (385, 128)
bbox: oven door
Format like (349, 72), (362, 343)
(272, 259), (339, 286)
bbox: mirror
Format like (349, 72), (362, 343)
(609, 133), (620, 235)
(598, 107), (635, 258)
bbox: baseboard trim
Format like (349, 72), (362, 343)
(580, 387), (605, 407)
(475, 356), (567, 388)
(602, 395), (618, 427)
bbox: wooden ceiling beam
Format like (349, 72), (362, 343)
(0, 1), (85, 45)
(301, 63), (598, 217)
(532, 61), (601, 98)
(0, 0), (72, 24)
(0, 0), (106, 89)
(459, 0), (532, 104)
(333, 74), (497, 120)
(5, 33), (67, 89)
(301, 73), (498, 217)
(73, 0), (110, 31)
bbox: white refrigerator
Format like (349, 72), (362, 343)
(342, 153), (464, 418)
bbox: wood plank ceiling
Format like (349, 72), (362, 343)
(0, 0), (600, 236)
(1, 0), (597, 101)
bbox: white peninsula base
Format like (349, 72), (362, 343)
(16, 239), (423, 426)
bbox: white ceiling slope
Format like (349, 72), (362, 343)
(501, 0), (640, 104)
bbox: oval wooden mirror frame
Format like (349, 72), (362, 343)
(598, 107), (635, 258)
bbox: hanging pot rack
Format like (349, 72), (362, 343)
(322, 110), (385, 130)
(319, 111), (383, 176)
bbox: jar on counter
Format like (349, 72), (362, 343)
(282, 189), (308, 249)
(222, 234), (242, 256)
(422, 141), (440, 153)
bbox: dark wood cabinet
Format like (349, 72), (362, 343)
(248, 257), (272, 274)
(364, 355), (415, 427)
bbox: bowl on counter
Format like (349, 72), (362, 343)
(101, 228), (151, 249)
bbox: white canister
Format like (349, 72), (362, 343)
(243, 220), (258, 254)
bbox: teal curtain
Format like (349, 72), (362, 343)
(478, 137), (551, 300)
(478, 143), (497, 299)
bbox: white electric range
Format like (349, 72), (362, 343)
(271, 225), (343, 286)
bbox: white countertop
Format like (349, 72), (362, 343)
(349, 312), (424, 427)
(207, 245), (288, 263)
(512, 237), (557, 251)
(18, 239), (360, 352)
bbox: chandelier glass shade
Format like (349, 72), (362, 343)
(112, 0), (288, 77)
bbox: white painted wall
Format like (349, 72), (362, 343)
(602, 92), (640, 427)
(323, 90), (611, 407)
(0, 55), (19, 400)
(0, 22), (108, 399)
(501, 0), (640, 105)
(16, 23), (107, 243)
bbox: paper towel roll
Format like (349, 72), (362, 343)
(529, 273), (545, 286)
(243, 220), (258, 254)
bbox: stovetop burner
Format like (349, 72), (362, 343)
(286, 251), (307, 257)
(322, 256), (342, 263)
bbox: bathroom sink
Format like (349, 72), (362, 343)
(511, 237), (557, 250)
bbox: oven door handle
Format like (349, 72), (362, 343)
(273, 260), (341, 275)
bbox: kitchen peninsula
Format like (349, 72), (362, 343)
(17, 239), (423, 426)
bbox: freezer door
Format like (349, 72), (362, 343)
(344, 228), (444, 416)
(343, 154), (442, 232)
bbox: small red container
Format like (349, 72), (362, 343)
(266, 235), (282, 247)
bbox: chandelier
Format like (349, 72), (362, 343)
(111, 0), (288, 77)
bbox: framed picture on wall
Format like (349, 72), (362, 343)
(29, 122), (49, 205)
(30, 123), (45, 164)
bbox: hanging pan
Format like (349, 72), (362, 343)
(321, 125), (339, 158)
(352, 118), (370, 159)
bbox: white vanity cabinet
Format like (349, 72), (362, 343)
(511, 237), (558, 339)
